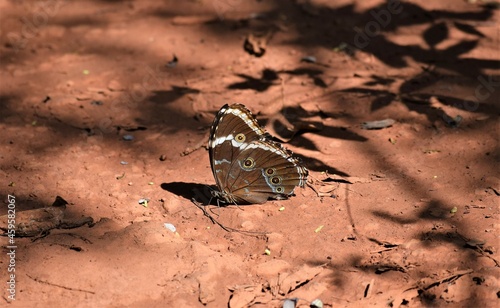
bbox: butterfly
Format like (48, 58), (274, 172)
(208, 104), (308, 204)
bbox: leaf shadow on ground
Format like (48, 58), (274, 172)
(2, 0), (498, 171)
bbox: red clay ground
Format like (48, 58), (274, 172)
(0, 0), (499, 307)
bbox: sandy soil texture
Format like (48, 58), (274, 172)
(1, 0), (499, 307)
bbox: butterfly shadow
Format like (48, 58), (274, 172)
(160, 182), (219, 206)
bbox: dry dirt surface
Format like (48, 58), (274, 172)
(1, 0), (499, 307)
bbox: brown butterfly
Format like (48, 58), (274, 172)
(208, 104), (308, 204)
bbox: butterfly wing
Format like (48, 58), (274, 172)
(209, 104), (308, 204)
(226, 139), (308, 204)
(209, 104), (266, 201)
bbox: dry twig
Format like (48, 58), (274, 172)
(191, 199), (267, 236)
(27, 274), (95, 294)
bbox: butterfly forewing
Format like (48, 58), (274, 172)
(209, 104), (264, 185)
(209, 104), (266, 199)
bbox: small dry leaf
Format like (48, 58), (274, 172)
(315, 225), (324, 233)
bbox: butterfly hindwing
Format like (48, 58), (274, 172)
(228, 140), (307, 204)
